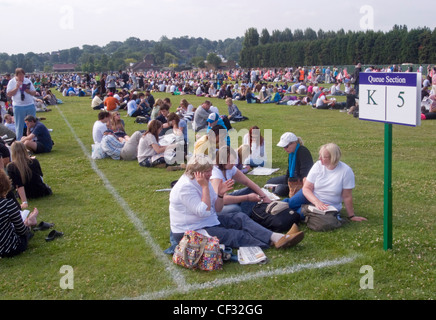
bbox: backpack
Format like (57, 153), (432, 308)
(301, 205), (344, 231)
(135, 116), (149, 124)
(251, 201), (301, 233)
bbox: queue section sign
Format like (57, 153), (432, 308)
(359, 72), (421, 127)
(358, 72), (421, 251)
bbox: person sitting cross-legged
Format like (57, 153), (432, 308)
(21, 115), (53, 154)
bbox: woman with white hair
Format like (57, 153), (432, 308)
(283, 143), (367, 222)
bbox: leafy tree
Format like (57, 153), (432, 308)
(271, 30), (282, 43)
(293, 29), (304, 41)
(304, 28), (317, 41)
(163, 53), (177, 66)
(281, 28), (293, 42)
(206, 53), (221, 69)
(260, 28), (270, 45)
(242, 28), (259, 48)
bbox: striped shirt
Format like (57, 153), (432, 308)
(0, 198), (28, 257)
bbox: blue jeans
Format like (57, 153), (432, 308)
(282, 189), (310, 219)
(13, 104), (36, 140)
(218, 187), (257, 217)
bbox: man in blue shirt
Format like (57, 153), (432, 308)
(21, 115), (53, 153)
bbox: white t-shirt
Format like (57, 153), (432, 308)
(127, 100), (138, 116)
(92, 120), (108, 144)
(210, 165), (237, 182)
(210, 106), (219, 115)
(6, 77), (36, 106)
(91, 96), (103, 108)
(316, 93), (327, 107)
(242, 133), (267, 166)
(306, 160), (355, 211)
(169, 173), (220, 234)
(137, 133), (158, 163)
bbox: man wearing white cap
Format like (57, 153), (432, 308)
(266, 132), (313, 197)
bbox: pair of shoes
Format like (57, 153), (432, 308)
(33, 221), (55, 231)
(45, 230), (64, 242)
(274, 224), (304, 249)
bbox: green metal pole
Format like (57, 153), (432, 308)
(384, 123), (393, 250)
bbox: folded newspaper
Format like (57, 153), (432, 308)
(238, 246), (268, 265)
(260, 188), (280, 201)
(247, 167), (280, 176)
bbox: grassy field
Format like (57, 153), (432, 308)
(0, 86), (434, 300)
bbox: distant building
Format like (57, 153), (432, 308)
(53, 64), (77, 72)
(130, 55), (158, 72)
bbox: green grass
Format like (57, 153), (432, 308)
(0, 86), (434, 300)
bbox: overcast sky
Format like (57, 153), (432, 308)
(0, 0), (434, 55)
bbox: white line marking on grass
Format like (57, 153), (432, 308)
(56, 106), (187, 288)
(128, 255), (358, 300)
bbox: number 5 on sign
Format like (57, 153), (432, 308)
(397, 91), (405, 108)
(386, 87), (420, 126)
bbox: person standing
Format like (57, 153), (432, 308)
(6, 68), (37, 140)
(106, 73), (117, 93)
(353, 63), (362, 97)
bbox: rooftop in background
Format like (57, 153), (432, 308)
(53, 64), (77, 72)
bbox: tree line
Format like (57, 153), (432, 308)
(1, 25), (435, 73)
(0, 36), (242, 73)
(240, 25), (436, 68)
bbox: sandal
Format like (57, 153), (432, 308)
(33, 221), (55, 231)
(45, 230), (64, 242)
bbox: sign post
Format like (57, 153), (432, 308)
(383, 123), (392, 250)
(359, 72), (421, 250)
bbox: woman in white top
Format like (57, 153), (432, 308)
(284, 143), (367, 222)
(137, 120), (177, 167)
(210, 146), (271, 216)
(240, 126), (267, 171)
(169, 154), (304, 249)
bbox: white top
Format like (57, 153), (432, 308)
(210, 106), (219, 115)
(91, 96), (103, 108)
(316, 93), (327, 107)
(210, 165), (238, 182)
(137, 133), (158, 163)
(92, 120), (108, 144)
(6, 77), (36, 106)
(306, 160), (355, 211)
(242, 133), (267, 165)
(127, 100), (138, 116)
(169, 173), (220, 234)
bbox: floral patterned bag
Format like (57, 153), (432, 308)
(172, 230), (223, 271)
